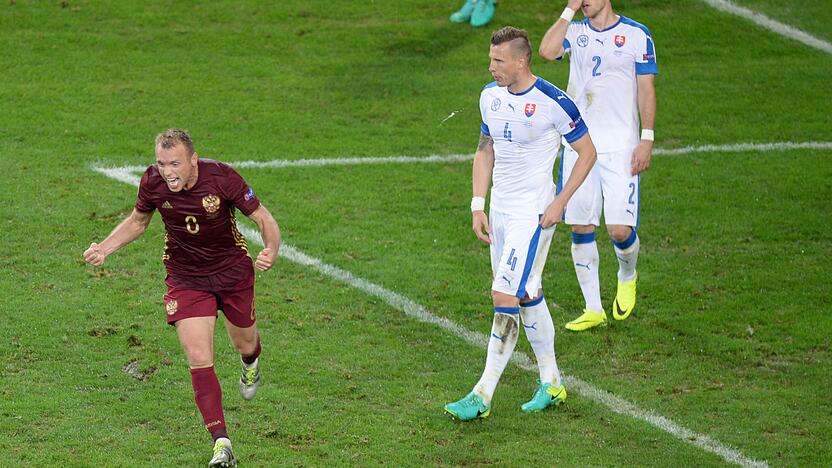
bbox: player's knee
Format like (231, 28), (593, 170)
(491, 289), (520, 308)
(183, 346), (213, 368)
(607, 225), (632, 243)
(572, 224), (595, 234)
(233, 336), (257, 356)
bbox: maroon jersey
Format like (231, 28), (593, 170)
(136, 159), (261, 278)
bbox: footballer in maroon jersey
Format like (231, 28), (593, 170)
(84, 129), (280, 466)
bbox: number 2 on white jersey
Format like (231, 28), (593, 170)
(591, 56), (602, 77)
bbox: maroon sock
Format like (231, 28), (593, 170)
(242, 334), (261, 365)
(189, 366), (228, 441)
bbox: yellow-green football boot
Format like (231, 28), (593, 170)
(444, 391), (491, 421)
(565, 309), (607, 331)
(208, 438), (237, 468)
(521, 380), (567, 413)
(612, 272), (637, 320)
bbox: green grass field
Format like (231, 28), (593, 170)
(2, 0), (831, 466)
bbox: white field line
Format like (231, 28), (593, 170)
(702, 0), (832, 55)
(93, 141), (832, 175)
(93, 160), (772, 468)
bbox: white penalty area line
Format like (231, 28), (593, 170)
(91, 141), (832, 177)
(93, 159), (770, 468)
(702, 0), (832, 55)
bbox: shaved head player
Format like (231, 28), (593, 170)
(84, 129), (280, 467)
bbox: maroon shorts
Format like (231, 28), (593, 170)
(163, 259), (256, 328)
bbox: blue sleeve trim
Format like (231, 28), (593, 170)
(481, 122), (491, 136)
(636, 62), (658, 75)
(563, 119), (588, 143)
(572, 231), (596, 244)
(483, 81), (498, 90)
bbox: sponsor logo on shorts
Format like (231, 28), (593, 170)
(165, 299), (178, 316)
(202, 194), (221, 214)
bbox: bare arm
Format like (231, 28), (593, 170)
(540, 133), (597, 228)
(631, 74), (656, 175)
(472, 133), (495, 244)
(539, 0), (583, 61)
(84, 208), (154, 266)
(247, 204), (281, 271)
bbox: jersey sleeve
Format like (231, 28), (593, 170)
(551, 93), (588, 144)
(135, 168), (156, 212)
(221, 165), (261, 216)
(479, 89), (491, 136)
(559, 22), (579, 59)
(634, 27), (658, 75)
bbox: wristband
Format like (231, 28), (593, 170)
(471, 197), (486, 212)
(640, 129), (654, 141)
(560, 7), (575, 22)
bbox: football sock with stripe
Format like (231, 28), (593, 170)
(613, 229), (639, 282)
(473, 307), (520, 405)
(571, 231), (603, 312)
(520, 294), (562, 387)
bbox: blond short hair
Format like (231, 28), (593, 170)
(491, 26), (532, 63)
(155, 128), (194, 154)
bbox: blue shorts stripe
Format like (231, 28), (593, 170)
(494, 306), (520, 315)
(515, 225), (543, 298)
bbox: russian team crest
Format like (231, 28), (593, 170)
(524, 103), (536, 117)
(166, 299), (178, 316)
(614, 35), (626, 47)
(202, 194), (220, 214)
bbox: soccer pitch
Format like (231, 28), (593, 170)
(2, 0), (831, 466)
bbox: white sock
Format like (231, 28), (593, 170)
(473, 308), (520, 405)
(571, 232), (603, 312)
(520, 295), (562, 387)
(613, 229), (639, 282)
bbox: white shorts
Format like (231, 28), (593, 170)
(559, 145), (640, 227)
(489, 209), (555, 299)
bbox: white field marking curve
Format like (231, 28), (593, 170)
(92, 148), (780, 467)
(702, 0), (832, 55)
(94, 141), (832, 175)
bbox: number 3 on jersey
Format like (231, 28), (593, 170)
(592, 56), (602, 77)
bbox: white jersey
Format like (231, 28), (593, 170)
(479, 77), (587, 216)
(561, 16), (658, 153)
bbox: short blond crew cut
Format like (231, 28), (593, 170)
(155, 128), (194, 154)
(491, 26), (532, 64)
